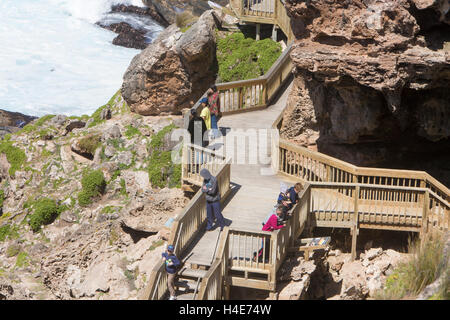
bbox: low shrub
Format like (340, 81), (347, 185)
(148, 124), (181, 188)
(376, 233), (448, 299)
(78, 169), (106, 206)
(216, 32), (282, 82)
(27, 197), (59, 232)
(6, 244), (21, 257)
(0, 224), (19, 242)
(0, 189), (4, 208)
(175, 11), (197, 29)
(78, 134), (101, 156)
(15, 251), (29, 268)
(124, 125), (141, 139)
(0, 140), (26, 177)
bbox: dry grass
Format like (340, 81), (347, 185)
(175, 11), (198, 29)
(376, 232), (448, 300)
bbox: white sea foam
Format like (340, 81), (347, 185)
(0, 0), (161, 117)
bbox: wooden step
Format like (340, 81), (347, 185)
(178, 267), (208, 279)
(175, 292), (195, 300)
(175, 279), (199, 292)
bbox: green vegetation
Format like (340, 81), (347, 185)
(88, 90), (121, 128)
(119, 178), (127, 198)
(149, 239), (165, 251)
(376, 233), (448, 300)
(35, 115), (55, 127)
(176, 11), (197, 29)
(77, 169), (106, 206)
(0, 224), (19, 242)
(216, 32), (282, 82)
(101, 206), (122, 215)
(124, 125), (141, 139)
(78, 134), (101, 156)
(15, 251), (29, 268)
(27, 197), (59, 232)
(0, 189), (5, 208)
(0, 140), (26, 177)
(147, 124), (181, 188)
(6, 244), (21, 257)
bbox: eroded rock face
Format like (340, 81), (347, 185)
(282, 0), (450, 184)
(121, 10), (218, 116)
(143, 0), (229, 24)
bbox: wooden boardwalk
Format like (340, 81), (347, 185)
(181, 83), (293, 267)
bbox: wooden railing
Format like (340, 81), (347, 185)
(183, 42), (293, 126)
(197, 228), (230, 300)
(141, 160), (231, 300)
(182, 143), (227, 184)
(272, 116), (450, 206)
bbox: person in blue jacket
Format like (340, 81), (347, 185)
(162, 244), (181, 300)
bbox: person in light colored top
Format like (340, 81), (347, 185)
(199, 97), (211, 130)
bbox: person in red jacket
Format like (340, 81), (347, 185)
(253, 205), (285, 262)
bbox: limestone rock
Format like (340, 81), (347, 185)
(282, 0), (450, 182)
(121, 10), (219, 116)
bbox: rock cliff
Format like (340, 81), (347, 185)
(121, 10), (219, 116)
(281, 0), (450, 184)
(0, 93), (188, 299)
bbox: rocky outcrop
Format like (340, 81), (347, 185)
(121, 10), (219, 116)
(143, 0), (229, 24)
(0, 109), (37, 138)
(282, 0), (450, 185)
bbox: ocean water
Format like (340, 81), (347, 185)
(0, 0), (164, 117)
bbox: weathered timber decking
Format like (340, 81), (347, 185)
(181, 83), (293, 267)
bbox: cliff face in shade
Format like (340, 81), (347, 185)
(121, 10), (218, 116)
(281, 0), (450, 184)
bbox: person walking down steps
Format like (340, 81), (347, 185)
(200, 168), (226, 232)
(162, 244), (181, 300)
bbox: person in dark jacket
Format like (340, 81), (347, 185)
(162, 244), (181, 300)
(187, 108), (207, 147)
(200, 168), (225, 231)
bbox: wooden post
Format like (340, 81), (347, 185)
(421, 190), (429, 237)
(256, 23), (261, 41)
(351, 185), (359, 261)
(272, 24), (278, 41)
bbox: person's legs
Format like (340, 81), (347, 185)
(212, 201), (225, 230)
(168, 273), (176, 298)
(206, 202), (214, 230)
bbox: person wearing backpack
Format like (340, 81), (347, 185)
(200, 168), (225, 231)
(162, 244), (181, 300)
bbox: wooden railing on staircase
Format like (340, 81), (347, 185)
(141, 161), (231, 300)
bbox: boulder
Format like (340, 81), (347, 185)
(102, 125), (122, 141)
(121, 10), (219, 116)
(65, 120), (86, 133)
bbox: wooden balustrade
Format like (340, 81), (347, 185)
(182, 143), (227, 185)
(197, 228), (230, 300)
(275, 128), (450, 206)
(140, 260), (168, 300)
(143, 161), (231, 300)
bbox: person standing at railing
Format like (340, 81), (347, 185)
(207, 85), (220, 139)
(254, 204), (285, 262)
(199, 97), (211, 130)
(162, 244), (181, 300)
(200, 168), (226, 232)
(188, 108), (208, 172)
